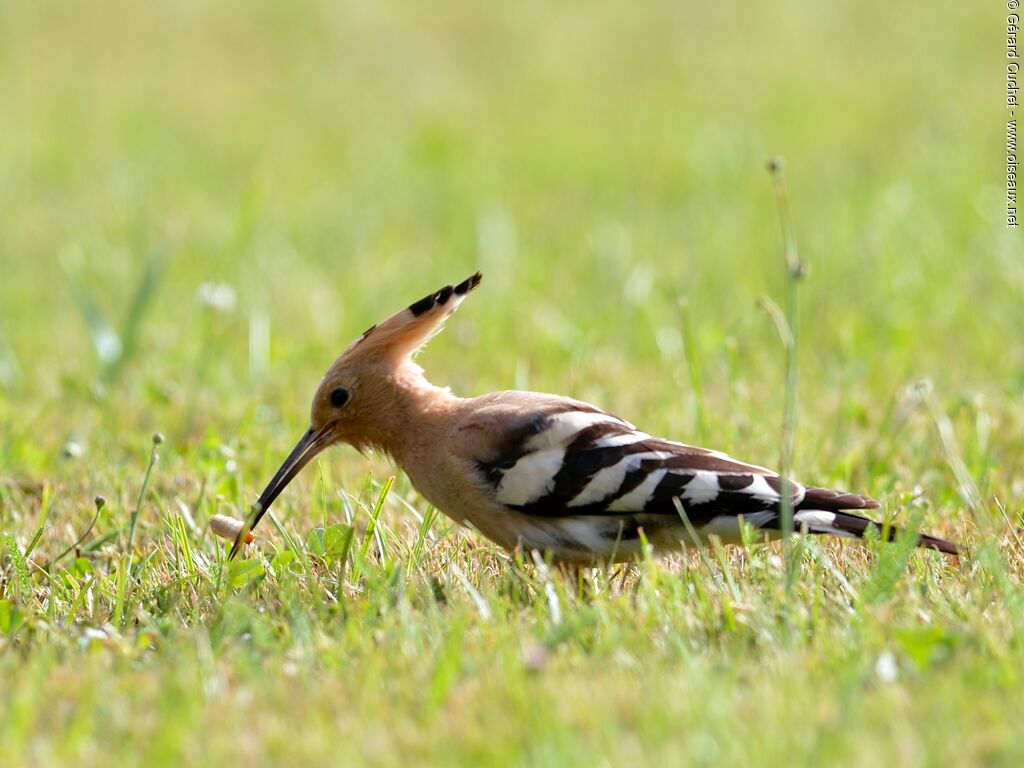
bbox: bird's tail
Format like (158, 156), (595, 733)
(792, 509), (960, 555)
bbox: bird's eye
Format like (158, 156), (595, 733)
(330, 388), (349, 408)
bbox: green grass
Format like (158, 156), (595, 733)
(1, 1), (1020, 765)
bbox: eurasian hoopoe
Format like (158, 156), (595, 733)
(230, 273), (959, 563)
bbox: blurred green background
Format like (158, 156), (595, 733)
(1, 1), (1013, 435)
(1, 3), (1022, 765)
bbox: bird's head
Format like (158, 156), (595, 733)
(230, 272), (482, 556)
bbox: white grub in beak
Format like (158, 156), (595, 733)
(210, 514), (255, 545)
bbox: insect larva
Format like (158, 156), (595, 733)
(209, 514), (255, 544)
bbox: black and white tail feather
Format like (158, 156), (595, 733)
(473, 402), (958, 560)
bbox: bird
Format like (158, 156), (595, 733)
(230, 272), (959, 563)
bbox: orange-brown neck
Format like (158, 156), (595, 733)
(350, 363), (462, 461)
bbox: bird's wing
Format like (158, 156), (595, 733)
(454, 395), (877, 527)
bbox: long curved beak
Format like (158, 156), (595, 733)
(229, 424), (334, 559)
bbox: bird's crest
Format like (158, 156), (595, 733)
(337, 272), (482, 366)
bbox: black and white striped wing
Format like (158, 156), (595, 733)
(476, 404), (876, 529)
